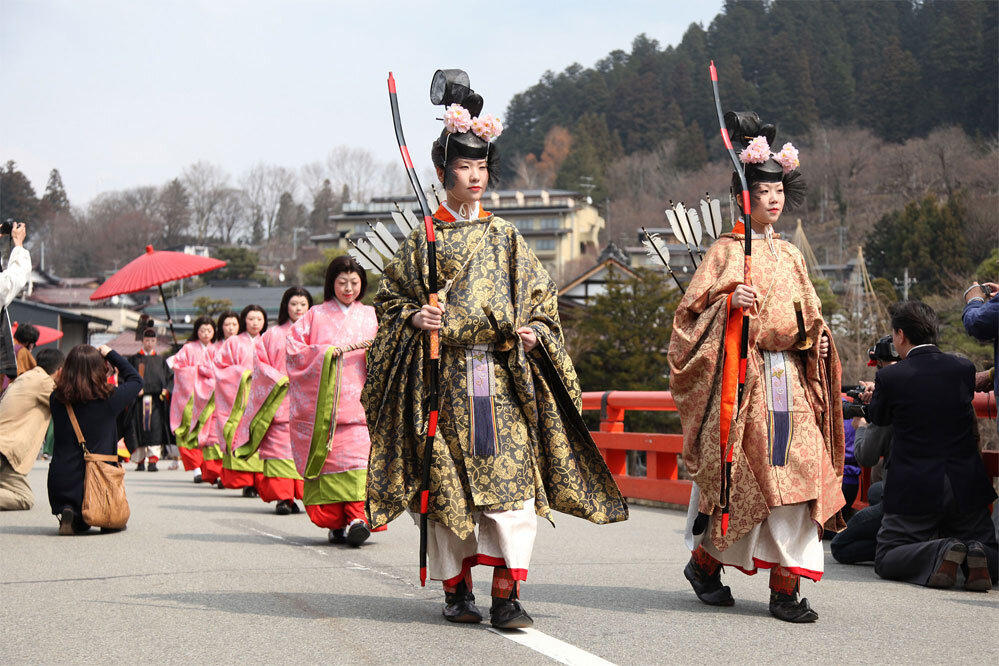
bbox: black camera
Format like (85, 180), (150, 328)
(983, 284), (996, 299)
(0, 220), (13, 235)
(867, 335), (899, 367)
(842, 384), (868, 420)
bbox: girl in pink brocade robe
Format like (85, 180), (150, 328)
(168, 316), (216, 479)
(215, 305), (267, 494)
(194, 311), (239, 485)
(287, 257), (379, 546)
(233, 287), (313, 514)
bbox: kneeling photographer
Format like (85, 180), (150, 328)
(865, 301), (997, 591)
(830, 336), (898, 564)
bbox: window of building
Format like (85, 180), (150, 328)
(538, 217), (561, 229)
(535, 238), (556, 252)
(353, 223), (368, 234)
(515, 219), (535, 232)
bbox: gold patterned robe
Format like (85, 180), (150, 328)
(363, 206), (628, 539)
(668, 227), (845, 552)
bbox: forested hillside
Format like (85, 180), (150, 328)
(499, 0), (998, 303)
(503, 0), (996, 181)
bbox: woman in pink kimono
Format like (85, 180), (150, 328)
(169, 315), (215, 482)
(287, 256), (378, 546)
(194, 311), (239, 485)
(215, 305), (267, 496)
(233, 287), (314, 514)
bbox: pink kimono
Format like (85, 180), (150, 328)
(213, 332), (263, 489)
(233, 321), (303, 503)
(287, 300), (377, 530)
(169, 340), (212, 471)
(192, 342), (223, 483)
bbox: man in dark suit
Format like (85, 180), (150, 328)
(865, 301), (997, 591)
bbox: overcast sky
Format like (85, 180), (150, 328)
(2, 0), (724, 206)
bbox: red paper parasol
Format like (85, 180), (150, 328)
(90, 245), (227, 344)
(11, 321), (64, 346)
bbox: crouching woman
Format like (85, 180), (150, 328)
(48, 344), (142, 534)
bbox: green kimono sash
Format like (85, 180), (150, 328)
(173, 397), (196, 449)
(222, 369), (253, 453)
(304, 346), (343, 479)
(234, 376), (289, 459)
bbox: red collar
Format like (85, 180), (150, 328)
(433, 203), (490, 222)
(139, 349), (156, 356)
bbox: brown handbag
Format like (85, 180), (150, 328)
(65, 403), (130, 529)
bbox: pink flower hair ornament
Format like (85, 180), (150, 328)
(738, 136), (801, 173)
(773, 142), (800, 173)
(442, 104), (503, 142)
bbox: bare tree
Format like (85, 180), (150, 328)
(212, 188), (248, 244)
(300, 160), (328, 200)
(325, 146), (383, 203)
(240, 163), (298, 241)
(183, 161), (231, 242)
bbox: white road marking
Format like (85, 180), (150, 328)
(247, 526), (612, 663)
(488, 627), (616, 666)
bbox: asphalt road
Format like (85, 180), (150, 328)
(1, 462), (996, 665)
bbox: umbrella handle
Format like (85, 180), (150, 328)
(157, 284), (179, 347)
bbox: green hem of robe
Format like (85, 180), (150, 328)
(222, 369), (253, 452)
(263, 458), (302, 480)
(174, 397), (196, 448)
(203, 444), (223, 461)
(303, 470), (367, 505)
(304, 346), (341, 479)
(223, 451), (263, 473)
(234, 376), (289, 459)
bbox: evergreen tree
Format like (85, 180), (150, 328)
(865, 194), (971, 297)
(674, 120), (708, 171)
(0, 161), (39, 225)
(858, 37), (920, 142)
(274, 191), (297, 235)
(309, 179), (336, 233)
(572, 267), (680, 432)
(157, 178), (190, 247)
(40, 169), (70, 217)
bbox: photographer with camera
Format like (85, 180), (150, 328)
(831, 336), (899, 564)
(1, 222), (31, 383)
(963, 280), (998, 408)
(866, 301), (997, 591)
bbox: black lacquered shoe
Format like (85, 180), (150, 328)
(769, 590), (819, 623)
(490, 596), (533, 630)
(327, 528), (346, 544)
(444, 581), (483, 624)
(684, 557), (735, 606)
(345, 519), (370, 547)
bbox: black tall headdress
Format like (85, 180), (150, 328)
(430, 69), (502, 162)
(725, 111), (806, 211)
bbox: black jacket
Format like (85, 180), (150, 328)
(47, 350), (143, 517)
(867, 345), (996, 515)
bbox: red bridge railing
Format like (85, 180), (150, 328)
(582, 390), (999, 508)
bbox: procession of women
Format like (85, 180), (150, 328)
(27, 66), (994, 642)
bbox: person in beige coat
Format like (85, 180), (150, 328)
(0, 348), (64, 510)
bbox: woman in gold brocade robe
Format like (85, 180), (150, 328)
(362, 70), (626, 631)
(668, 112), (845, 623)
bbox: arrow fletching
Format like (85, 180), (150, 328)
(686, 207), (703, 247)
(641, 227), (671, 269)
(665, 207), (683, 244)
(347, 238), (384, 273)
(374, 222), (400, 253)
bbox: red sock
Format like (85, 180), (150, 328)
(149, 456), (159, 463)
(769, 566), (799, 595)
(691, 546), (721, 576)
(443, 568), (473, 595)
(491, 566), (519, 599)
